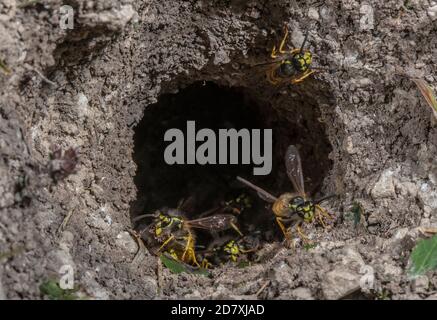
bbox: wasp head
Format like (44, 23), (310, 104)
(288, 197), (315, 223)
(223, 240), (241, 262)
(154, 212), (183, 237)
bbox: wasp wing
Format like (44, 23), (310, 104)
(236, 176), (278, 203)
(184, 214), (236, 232)
(251, 59), (282, 67)
(177, 195), (197, 213)
(285, 145), (306, 196)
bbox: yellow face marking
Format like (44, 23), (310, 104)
(304, 211), (314, 223)
(155, 227), (162, 236)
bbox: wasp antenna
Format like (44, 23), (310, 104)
(300, 31), (310, 52)
(132, 213), (159, 223)
(314, 194), (336, 204)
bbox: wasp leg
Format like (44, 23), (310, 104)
(317, 213), (327, 228)
(267, 66), (282, 85)
(276, 217), (296, 248)
(240, 247), (257, 254)
(296, 224), (311, 244)
(291, 69), (316, 84)
(316, 204), (334, 219)
(188, 248), (201, 268)
(201, 258), (212, 269)
(275, 217), (290, 239)
(315, 204), (334, 228)
(181, 234), (201, 267)
(158, 235), (175, 252)
(289, 48), (300, 55)
(181, 235), (191, 260)
(271, 25), (289, 58)
(230, 221), (244, 237)
(278, 25), (289, 53)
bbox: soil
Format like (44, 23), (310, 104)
(0, 0), (436, 300)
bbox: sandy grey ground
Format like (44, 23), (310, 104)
(0, 0), (436, 299)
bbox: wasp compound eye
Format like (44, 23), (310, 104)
(291, 196), (305, 206)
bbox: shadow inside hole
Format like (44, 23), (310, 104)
(131, 81), (333, 246)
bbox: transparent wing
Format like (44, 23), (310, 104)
(285, 145), (305, 196)
(236, 176), (278, 203)
(257, 191), (277, 203)
(251, 59), (283, 68)
(177, 196), (196, 213)
(184, 214), (236, 232)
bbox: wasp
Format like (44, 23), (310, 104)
(255, 25), (318, 85)
(134, 204), (243, 267)
(221, 193), (252, 215)
(199, 235), (259, 267)
(237, 145), (335, 245)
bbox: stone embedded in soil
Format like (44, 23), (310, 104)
(142, 277), (158, 299)
(115, 231), (138, 254)
(291, 287), (314, 300)
(382, 262), (403, 280)
(85, 205), (114, 231)
(418, 182), (437, 216)
(45, 249), (75, 275)
(412, 275), (429, 294)
(81, 271), (111, 300)
(371, 169), (396, 199)
(322, 269), (361, 300)
(322, 248), (365, 299)
(308, 8), (320, 20)
(273, 262), (295, 288)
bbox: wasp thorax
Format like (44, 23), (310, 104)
(272, 193), (296, 217)
(278, 61), (294, 77)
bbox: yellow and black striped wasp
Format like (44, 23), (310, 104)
(133, 203), (243, 267)
(254, 25), (319, 85)
(199, 234), (259, 267)
(237, 145), (335, 246)
(221, 193), (252, 215)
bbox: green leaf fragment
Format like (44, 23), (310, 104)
(159, 254), (210, 276)
(350, 201), (363, 228)
(39, 279), (79, 300)
(303, 243), (318, 250)
(409, 235), (437, 276)
(160, 254), (187, 274)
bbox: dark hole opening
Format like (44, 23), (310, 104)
(131, 81), (333, 264)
